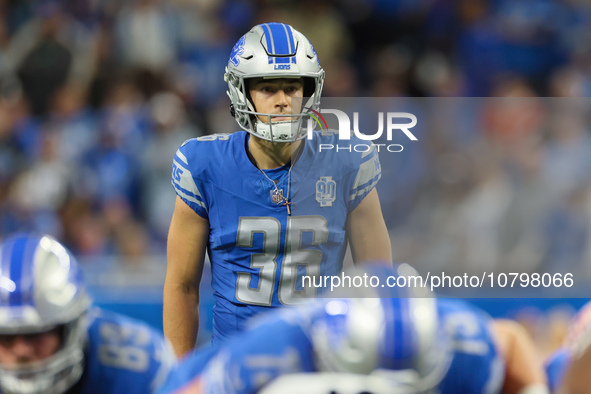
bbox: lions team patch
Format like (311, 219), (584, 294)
(316, 176), (336, 207)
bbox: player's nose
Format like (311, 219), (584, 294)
(275, 89), (290, 110)
(10, 336), (35, 360)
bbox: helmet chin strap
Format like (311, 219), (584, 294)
(254, 119), (302, 142)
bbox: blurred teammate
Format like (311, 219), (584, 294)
(0, 233), (175, 394)
(546, 301), (591, 393)
(159, 264), (548, 394)
(164, 22), (391, 355)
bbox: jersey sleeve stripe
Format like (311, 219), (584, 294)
(172, 158), (205, 201)
(173, 157), (190, 172)
(179, 192), (206, 210)
(172, 171), (204, 200)
(173, 182), (207, 209)
(351, 153), (380, 191)
(360, 143), (376, 159)
(349, 174), (381, 201)
(176, 150), (189, 165)
(172, 180), (204, 203)
(350, 173), (381, 196)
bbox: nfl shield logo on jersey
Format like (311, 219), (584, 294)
(316, 176), (336, 207)
(271, 188), (285, 204)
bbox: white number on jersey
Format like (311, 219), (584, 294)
(236, 215), (328, 306)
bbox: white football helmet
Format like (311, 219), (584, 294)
(310, 263), (452, 394)
(224, 22), (325, 142)
(0, 234), (90, 394)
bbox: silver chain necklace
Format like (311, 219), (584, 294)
(257, 164), (292, 215)
(247, 136), (300, 215)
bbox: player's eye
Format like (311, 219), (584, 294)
(286, 85), (302, 94)
(0, 335), (15, 345)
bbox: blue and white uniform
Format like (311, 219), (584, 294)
(0, 233), (175, 394)
(545, 349), (570, 392)
(544, 300), (591, 392)
(73, 309), (175, 394)
(437, 299), (504, 394)
(159, 298), (504, 394)
(171, 130), (381, 344)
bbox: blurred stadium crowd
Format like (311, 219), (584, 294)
(1, 0), (591, 276)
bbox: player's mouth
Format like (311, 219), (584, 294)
(269, 112), (297, 122)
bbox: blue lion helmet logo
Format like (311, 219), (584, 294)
(230, 35), (246, 67)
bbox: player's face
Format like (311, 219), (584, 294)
(0, 328), (61, 366)
(249, 78), (304, 123)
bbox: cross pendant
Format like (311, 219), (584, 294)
(282, 200), (292, 215)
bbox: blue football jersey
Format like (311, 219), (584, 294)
(158, 306), (318, 394)
(438, 299), (505, 394)
(171, 130), (381, 344)
(545, 349), (570, 392)
(76, 308), (176, 394)
(160, 299), (505, 394)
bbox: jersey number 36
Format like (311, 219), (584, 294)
(235, 216), (328, 306)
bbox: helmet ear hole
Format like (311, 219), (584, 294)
(303, 77), (315, 99)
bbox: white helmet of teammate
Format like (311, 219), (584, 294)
(310, 263), (452, 393)
(224, 22), (325, 142)
(0, 234), (90, 394)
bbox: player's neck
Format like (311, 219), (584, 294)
(248, 135), (301, 169)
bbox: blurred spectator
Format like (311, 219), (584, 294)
(542, 102), (591, 202)
(1, 1), (98, 116)
(497, 138), (550, 274)
(100, 79), (151, 156)
(541, 185), (591, 277)
(0, 97), (24, 186)
(46, 83), (98, 163)
(114, 0), (179, 74)
(7, 131), (70, 235)
(76, 129), (141, 210)
(60, 197), (109, 256)
(0, 0), (589, 290)
(141, 91), (200, 243)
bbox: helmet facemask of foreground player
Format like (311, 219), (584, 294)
(309, 263), (453, 394)
(0, 234), (90, 394)
(225, 22), (325, 142)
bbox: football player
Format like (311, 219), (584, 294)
(159, 264), (549, 394)
(164, 22), (392, 354)
(0, 233), (175, 393)
(546, 301), (591, 393)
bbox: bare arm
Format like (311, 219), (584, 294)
(163, 196), (209, 358)
(346, 188), (392, 265)
(491, 319), (549, 394)
(558, 338), (591, 393)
